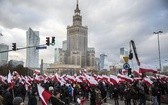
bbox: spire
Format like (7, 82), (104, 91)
(73, 0), (82, 26)
(75, 0), (80, 15)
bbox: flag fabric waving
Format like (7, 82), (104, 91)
(143, 77), (153, 87)
(37, 84), (52, 105)
(139, 64), (157, 73)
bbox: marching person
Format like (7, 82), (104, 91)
(28, 90), (37, 105)
(48, 86), (65, 105)
(95, 87), (101, 105)
(90, 87), (96, 105)
(50, 92), (65, 105)
(13, 97), (25, 105)
(3, 85), (13, 105)
(151, 83), (158, 105)
(113, 86), (119, 105)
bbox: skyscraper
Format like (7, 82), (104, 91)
(0, 43), (9, 66)
(67, 0), (88, 67)
(100, 54), (107, 70)
(54, 1), (95, 69)
(26, 28), (40, 68)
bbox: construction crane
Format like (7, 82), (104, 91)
(129, 40), (140, 66)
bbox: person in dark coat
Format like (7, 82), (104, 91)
(99, 82), (107, 103)
(50, 92), (65, 105)
(113, 86), (119, 105)
(138, 85), (146, 105)
(14, 83), (26, 101)
(151, 84), (158, 105)
(90, 87), (96, 105)
(28, 90), (37, 105)
(3, 86), (13, 105)
(124, 86), (131, 105)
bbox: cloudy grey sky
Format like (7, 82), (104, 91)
(0, 0), (168, 68)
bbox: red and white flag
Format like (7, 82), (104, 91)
(0, 75), (7, 84)
(34, 69), (40, 75)
(7, 70), (12, 83)
(109, 75), (119, 85)
(85, 74), (98, 86)
(117, 74), (133, 82)
(37, 84), (52, 105)
(132, 69), (142, 77)
(7, 70), (14, 88)
(139, 64), (157, 73)
(77, 98), (86, 105)
(143, 77), (153, 87)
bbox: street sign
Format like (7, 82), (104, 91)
(123, 56), (129, 63)
(36, 46), (47, 50)
(123, 63), (130, 70)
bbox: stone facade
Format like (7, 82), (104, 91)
(54, 1), (96, 69)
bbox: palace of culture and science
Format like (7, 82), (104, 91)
(50, 1), (96, 73)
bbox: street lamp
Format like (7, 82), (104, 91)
(153, 31), (163, 71)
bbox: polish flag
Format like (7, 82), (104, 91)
(7, 70), (12, 83)
(37, 84), (52, 105)
(102, 75), (113, 85)
(77, 98), (86, 105)
(109, 75), (119, 85)
(34, 69), (40, 74)
(54, 73), (66, 85)
(66, 75), (76, 83)
(7, 70), (14, 88)
(85, 74), (98, 86)
(132, 69), (142, 77)
(117, 74), (133, 82)
(143, 77), (153, 87)
(139, 64), (157, 73)
(0, 75), (7, 84)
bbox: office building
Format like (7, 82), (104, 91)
(26, 28), (40, 68)
(0, 43), (9, 66)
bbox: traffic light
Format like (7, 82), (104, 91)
(51, 37), (55, 44)
(46, 37), (50, 46)
(129, 50), (133, 60)
(128, 68), (132, 77)
(12, 43), (16, 51)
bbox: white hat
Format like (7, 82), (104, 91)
(49, 86), (54, 91)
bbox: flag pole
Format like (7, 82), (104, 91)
(12, 87), (15, 98)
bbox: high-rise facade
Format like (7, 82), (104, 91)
(26, 28), (40, 68)
(100, 54), (107, 70)
(54, 1), (95, 68)
(67, 1), (88, 67)
(0, 43), (9, 66)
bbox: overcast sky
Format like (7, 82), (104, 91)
(0, 0), (168, 68)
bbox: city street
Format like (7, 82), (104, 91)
(24, 96), (168, 105)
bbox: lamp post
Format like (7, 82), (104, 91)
(153, 31), (163, 71)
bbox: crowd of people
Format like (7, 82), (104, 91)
(0, 73), (168, 105)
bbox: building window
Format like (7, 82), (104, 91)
(72, 56), (75, 64)
(77, 56), (80, 65)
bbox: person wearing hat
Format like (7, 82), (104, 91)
(13, 97), (24, 105)
(49, 86), (54, 94)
